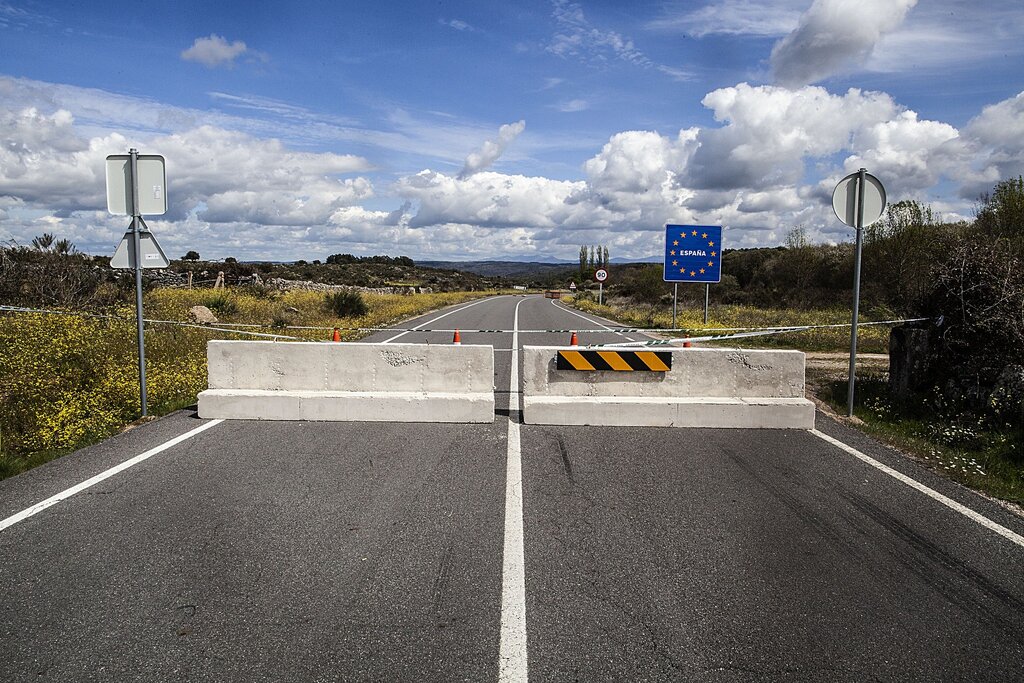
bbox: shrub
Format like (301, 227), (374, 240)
(204, 292), (239, 316)
(325, 290), (368, 318)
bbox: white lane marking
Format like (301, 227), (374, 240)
(0, 419), (224, 533)
(810, 429), (1024, 550)
(552, 299), (647, 341)
(554, 299), (616, 330)
(381, 296), (497, 343)
(499, 298), (528, 682)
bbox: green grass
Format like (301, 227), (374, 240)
(0, 448), (68, 479)
(814, 369), (1024, 505)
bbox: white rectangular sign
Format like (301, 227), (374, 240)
(106, 154), (167, 215)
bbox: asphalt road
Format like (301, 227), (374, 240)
(1, 294), (1022, 682)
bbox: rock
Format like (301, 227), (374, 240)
(284, 306), (300, 313)
(188, 305), (218, 325)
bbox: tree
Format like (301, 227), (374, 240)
(588, 245), (596, 270)
(602, 245), (610, 268)
(183, 250), (200, 261)
(976, 175), (1024, 241)
(863, 199), (944, 313)
(578, 245), (588, 279)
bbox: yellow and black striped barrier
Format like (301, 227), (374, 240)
(556, 349), (672, 372)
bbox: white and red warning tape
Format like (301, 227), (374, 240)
(0, 305), (929, 345)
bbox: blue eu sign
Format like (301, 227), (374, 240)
(663, 224), (723, 283)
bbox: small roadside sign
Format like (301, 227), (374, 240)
(594, 268), (608, 282)
(832, 171), (885, 228)
(106, 154), (167, 216)
(569, 281), (577, 291)
(663, 224), (722, 283)
(111, 229), (170, 269)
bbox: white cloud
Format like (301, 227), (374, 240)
(548, 0), (651, 68)
(867, 1), (1024, 74)
(458, 120), (526, 179)
(583, 130), (697, 216)
(648, 0), (804, 37)
(771, 0), (918, 87)
(181, 34), (250, 69)
(963, 91), (1024, 188)
(844, 111), (964, 195)
(684, 83), (898, 190)
(553, 99), (589, 113)
(3, 72), (1023, 261)
(440, 18), (477, 32)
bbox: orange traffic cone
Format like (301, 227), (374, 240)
(683, 335), (692, 348)
(332, 327), (341, 342)
(569, 331), (578, 346)
(452, 329), (461, 345)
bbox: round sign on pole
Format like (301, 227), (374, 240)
(594, 268), (608, 282)
(832, 171), (886, 228)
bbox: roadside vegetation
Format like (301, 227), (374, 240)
(567, 178), (1024, 505)
(0, 261), (493, 479)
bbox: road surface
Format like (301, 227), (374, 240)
(1, 294), (1022, 681)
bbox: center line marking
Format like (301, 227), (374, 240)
(381, 297), (496, 343)
(499, 297), (528, 682)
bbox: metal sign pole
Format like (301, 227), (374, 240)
(672, 283), (678, 328)
(846, 168), (866, 418)
(704, 284), (710, 325)
(598, 282), (603, 306)
(129, 148), (148, 417)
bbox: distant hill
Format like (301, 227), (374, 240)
(419, 260), (577, 279)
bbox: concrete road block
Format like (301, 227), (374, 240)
(522, 346), (815, 429)
(198, 341), (494, 423)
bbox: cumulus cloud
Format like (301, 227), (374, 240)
(964, 91), (1024, 187)
(0, 100), (375, 257)
(771, 0), (918, 87)
(4, 72), (1023, 261)
(181, 34), (250, 68)
(458, 120), (526, 179)
(583, 130), (697, 215)
(684, 83), (898, 190)
(844, 111), (964, 195)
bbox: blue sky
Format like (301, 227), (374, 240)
(1, 0), (1023, 261)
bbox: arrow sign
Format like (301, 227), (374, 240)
(111, 227), (170, 269)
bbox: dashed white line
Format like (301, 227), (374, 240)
(499, 298), (528, 682)
(811, 429), (1024, 550)
(0, 419), (224, 533)
(381, 296), (497, 343)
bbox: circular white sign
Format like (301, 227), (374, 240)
(832, 171), (886, 228)
(594, 269), (608, 282)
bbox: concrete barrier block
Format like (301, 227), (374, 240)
(522, 346), (815, 429)
(198, 390), (494, 423)
(198, 340), (494, 423)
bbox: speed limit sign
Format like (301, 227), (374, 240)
(594, 268), (608, 282)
